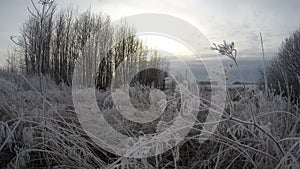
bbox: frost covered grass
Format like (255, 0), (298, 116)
(0, 72), (108, 168)
(0, 69), (299, 168)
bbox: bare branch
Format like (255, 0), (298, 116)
(30, 0), (41, 17)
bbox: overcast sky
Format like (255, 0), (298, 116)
(0, 0), (300, 66)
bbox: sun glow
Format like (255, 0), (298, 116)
(138, 35), (195, 59)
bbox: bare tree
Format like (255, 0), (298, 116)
(35, 0), (55, 94)
(11, 2), (167, 90)
(11, 0), (56, 92)
(264, 27), (300, 100)
(5, 49), (19, 73)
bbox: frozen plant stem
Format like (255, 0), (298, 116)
(211, 40), (256, 123)
(260, 32), (268, 92)
(212, 41), (286, 158)
(228, 116), (285, 157)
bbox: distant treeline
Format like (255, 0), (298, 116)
(197, 81), (257, 86)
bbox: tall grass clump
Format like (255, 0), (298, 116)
(0, 71), (110, 168)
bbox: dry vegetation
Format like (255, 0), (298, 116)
(0, 69), (299, 168)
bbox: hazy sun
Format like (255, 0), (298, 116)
(138, 34), (195, 59)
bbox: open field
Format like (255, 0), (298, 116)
(0, 71), (299, 168)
